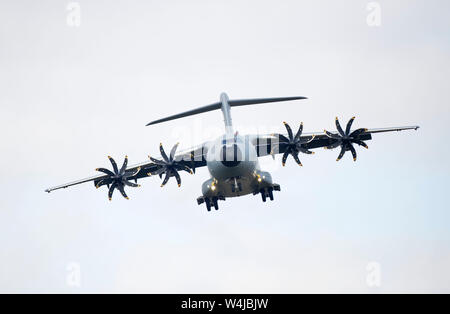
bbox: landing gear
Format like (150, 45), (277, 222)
(212, 198), (219, 210)
(261, 191), (267, 202)
(256, 184), (280, 203)
(197, 196), (224, 211)
(268, 188), (274, 201)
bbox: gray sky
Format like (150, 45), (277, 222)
(0, 0), (449, 293)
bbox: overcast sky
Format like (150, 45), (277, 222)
(0, 0), (449, 293)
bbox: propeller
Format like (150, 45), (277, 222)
(95, 156), (141, 200)
(147, 143), (193, 187)
(324, 117), (369, 161)
(275, 122), (316, 166)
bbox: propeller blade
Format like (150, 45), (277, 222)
(108, 156), (119, 174)
(108, 182), (117, 200)
(350, 128), (368, 137)
(148, 167), (167, 176)
(336, 146), (346, 161)
(283, 122), (294, 140)
(281, 150), (289, 166)
(188, 152), (196, 174)
(159, 143), (169, 162)
(349, 144), (357, 161)
(345, 117), (355, 135)
(124, 167), (141, 178)
(173, 170), (181, 187)
(353, 139), (368, 149)
(96, 168), (115, 176)
(324, 130), (341, 140)
(335, 118), (345, 136)
(182, 165), (193, 174)
(278, 134), (290, 144)
(95, 179), (105, 189)
(123, 181), (140, 188)
(292, 151), (303, 166)
(294, 122), (304, 140)
(149, 156), (167, 165)
(299, 135), (316, 144)
(119, 156), (128, 175)
(161, 171), (171, 187)
(325, 140), (341, 150)
(117, 183), (129, 199)
(169, 143), (179, 162)
(298, 147), (314, 155)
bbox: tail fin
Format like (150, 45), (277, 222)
(146, 94), (307, 126)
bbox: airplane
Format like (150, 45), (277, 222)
(45, 93), (419, 211)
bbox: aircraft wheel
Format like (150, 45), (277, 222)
(268, 188), (274, 201)
(261, 191), (267, 202)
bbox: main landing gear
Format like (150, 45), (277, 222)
(257, 184), (281, 203)
(197, 196), (225, 211)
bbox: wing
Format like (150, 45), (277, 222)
(45, 143), (208, 193)
(253, 125), (420, 157)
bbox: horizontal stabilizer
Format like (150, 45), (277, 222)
(146, 103), (221, 126)
(229, 96), (307, 107)
(146, 95), (307, 126)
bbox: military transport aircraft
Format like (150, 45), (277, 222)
(45, 93), (419, 211)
